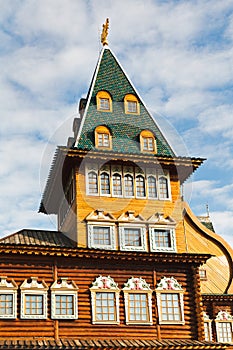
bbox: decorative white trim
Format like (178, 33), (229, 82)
(149, 226), (176, 252)
(158, 171), (171, 201)
(215, 311), (233, 343)
(156, 277), (185, 325)
(51, 278), (78, 320)
(119, 225), (147, 251)
(123, 277), (153, 325)
(90, 276), (120, 325)
(203, 312), (212, 341)
(87, 223), (116, 250)
(20, 277), (48, 320)
(0, 276), (17, 319)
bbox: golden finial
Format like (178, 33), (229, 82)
(101, 18), (109, 46)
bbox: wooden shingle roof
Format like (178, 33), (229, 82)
(0, 338), (228, 349)
(0, 229), (75, 248)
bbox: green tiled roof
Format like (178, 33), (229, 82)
(75, 47), (174, 157)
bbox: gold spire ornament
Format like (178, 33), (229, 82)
(101, 18), (109, 46)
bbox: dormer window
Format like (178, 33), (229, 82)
(124, 94), (140, 114)
(140, 130), (156, 153)
(95, 126), (112, 149)
(96, 91), (112, 112)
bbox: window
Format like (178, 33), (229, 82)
(20, 277), (48, 319)
(215, 311), (233, 343)
(90, 276), (120, 324)
(199, 268), (207, 281)
(124, 174), (134, 197)
(112, 173), (122, 196)
(96, 91), (112, 112)
(140, 130), (156, 153)
(149, 227), (176, 252)
(124, 94), (140, 114)
(100, 172), (110, 195)
(119, 225), (146, 251)
(123, 277), (153, 325)
(148, 176), (157, 198)
(0, 277), (17, 319)
(87, 224), (116, 250)
(158, 175), (170, 199)
(95, 126), (112, 149)
(203, 312), (212, 341)
(156, 277), (185, 325)
(136, 175), (146, 197)
(58, 171), (75, 228)
(51, 278), (78, 320)
(88, 171), (98, 194)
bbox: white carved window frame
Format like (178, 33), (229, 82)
(158, 171), (171, 201)
(149, 225), (176, 252)
(156, 277), (185, 325)
(100, 165), (111, 197)
(90, 276), (120, 325)
(20, 277), (48, 320)
(119, 223), (147, 251)
(112, 171), (123, 197)
(51, 278), (78, 320)
(203, 312), (212, 341)
(0, 276), (17, 319)
(215, 311), (233, 343)
(87, 222), (116, 250)
(123, 277), (153, 325)
(86, 163), (99, 196)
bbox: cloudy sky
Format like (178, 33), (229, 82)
(1, 0), (233, 247)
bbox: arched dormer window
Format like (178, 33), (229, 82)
(95, 126), (112, 149)
(124, 94), (140, 114)
(96, 91), (112, 112)
(140, 130), (156, 153)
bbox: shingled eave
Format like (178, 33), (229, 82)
(183, 202), (233, 294)
(0, 338), (228, 349)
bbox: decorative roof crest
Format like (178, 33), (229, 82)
(123, 277), (151, 291)
(156, 276), (182, 291)
(92, 275), (118, 289)
(101, 18), (109, 46)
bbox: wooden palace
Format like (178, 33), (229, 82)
(0, 20), (232, 350)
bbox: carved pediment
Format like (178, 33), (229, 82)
(91, 276), (118, 290)
(156, 277), (182, 291)
(216, 310), (233, 321)
(51, 278), (78, 291)
(123, 277), (151, 291)
(86, 210), (116, 222)
(147, 212), (176, 225)
(118, 211), (146, 223)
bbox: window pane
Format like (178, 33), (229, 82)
(128, 293), (148, 322)
(93, 226), (111, 246)
(127, 101), (137, 113)
(148, 176), (157, 198)
(98, 133), (110, 147)
(153, 229), (171, 248)
(136, 175), (145, 197)
(113, 174), (122, 196)
(100, 98), (110, 110)
(159, 176), (169, 199)
(124, 175), (134, 197)
(160, 293), (181, 322)
(0, 294), (13, 315)
(25, 294), (43, 315)
(218, 322), (232, 342)
(88, 172), (98, 194)
(55, 295), (74, 316)
(100, 172), (110, 194)
(124, 228), (141, 247)
(95, 292), (116, 321)
(143, 137), (154, 151)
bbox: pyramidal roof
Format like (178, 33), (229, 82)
(74, 45), (175, 157)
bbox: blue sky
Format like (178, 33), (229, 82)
(0, 0), (233, 247)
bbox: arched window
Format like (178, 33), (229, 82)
(147, 176), (157, 198)
(96, 91), (112, 112)
(88, 171), (98, 194)
(95, 125), (112, 149)
(124, 94), (140, 114)
(124, 174), (134, 197)
(140, 130), (156, 153)
(158, 176), (169, 199)
(100, 172), (110, 195)
(136, 175), (146, 197)
(112, 173), (122, 196)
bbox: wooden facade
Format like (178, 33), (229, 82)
(0, 35), (232, 350)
